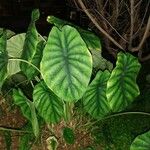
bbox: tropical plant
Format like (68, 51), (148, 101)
(0, 9), (149, 149)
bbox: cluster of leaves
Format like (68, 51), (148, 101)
(0, 9), (149, 149)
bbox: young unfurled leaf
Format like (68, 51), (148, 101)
(20, 9), (42, 80)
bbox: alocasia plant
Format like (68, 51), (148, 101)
(0, 9), (145, 149)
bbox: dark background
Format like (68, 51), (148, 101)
(0, 0), (76, 35)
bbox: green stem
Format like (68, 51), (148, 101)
(81, 111), (150, 129)
(64, 102), (74, 123)
(8, 58), (41, 74)
(0, 127), (32, 133)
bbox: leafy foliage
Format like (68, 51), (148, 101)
(106, 52), (141, 112)
(13, 89), (39, 137)
(0, 9), (147, 149)
(33, 81), (64, 124)
(83, 70), (111, 119)
(130, 130), (150, 150)
(41, 25), (92, 101)
(20, 9), (41, 80)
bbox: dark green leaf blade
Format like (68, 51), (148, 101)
(13, 89), (39, 137)
(130, 130), (150, 150)
(63, 127), (75, 144)
(83, 70), (111, 119)
(20, 9), (40, 80)
(33, 81), (64, 124)
(106, 52), (141, 112)
(40, 25), (92, 101)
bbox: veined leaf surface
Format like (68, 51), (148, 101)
(41, 25), (92, 101)
(106, 52), (141, 112)
(130, 130), (150, 150)
(13, 89), (39, 137)
(20, 9), (40, 79)
(83, 70), (111, 119)
(33, 81), (64, 124)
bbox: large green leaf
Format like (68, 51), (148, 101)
(0, 30), (8, 89)
(130, 130), (150, 150)
(20, 9), (41, 79)
(47, 16), (101, 51)
(13, 89), (39, 137)
(7, 33), (25, 76)
(41, 25), (92, 101)
(83, 70), (111, 119)
(106, 52), (141, 112)
(33, 81), (64, 124)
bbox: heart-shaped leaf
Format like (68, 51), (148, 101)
(41, 25), (92, 101)
(13, 89), (39, 137)
(47, 16), (101, 52)
(130, 130), (150, 150)
(83, 70), (111, 119)
(33, 81), (64, 124)
(20, 9), (41, 80)
(106, 52), (141, 112)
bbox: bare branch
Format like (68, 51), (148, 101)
(128, 0), (134, 50)
(132, 15), (150, 52)
(77, 0), (124, 50)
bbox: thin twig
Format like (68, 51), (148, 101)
(132, 15), (150, 52)
(129, 0), (134, 50)
(77, 0), (124, 50)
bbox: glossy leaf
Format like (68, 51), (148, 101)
(33, 81), (64, 124)
(47, 16), (101, 51)
(83, 70), (111, 119)
(20, 9), (40, 79)
(0, 30), (8, 89)
(7, 33), (25, 76)
(106, 52), (141, 112)
(13, 89), (39, 137)
(130, 130), (150, 150)
(63, 127), (75, 144)
(41, 25), (92, 101)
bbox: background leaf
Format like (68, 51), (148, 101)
(41, 25), (92, 101)
(106, 52), (141, 112)
(83, 70), (111, 119)
(7, 33), (25, 76)
(130, 130), (150, 150)
(33, 81), (64, 124)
